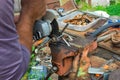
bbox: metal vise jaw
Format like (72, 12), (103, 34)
(49, 40), (78, 76)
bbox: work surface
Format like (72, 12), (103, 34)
(60, 20), (120, 56)
(58, 24), (120, 80)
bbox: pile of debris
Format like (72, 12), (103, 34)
(29, 27), (120, 80)
(25, 7), (120, 80)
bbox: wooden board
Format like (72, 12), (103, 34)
(99, 40), (120, 55)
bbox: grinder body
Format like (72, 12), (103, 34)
(33, 20), (52, 40)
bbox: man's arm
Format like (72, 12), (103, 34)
(16, 0), (46, 52)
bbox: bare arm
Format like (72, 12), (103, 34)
(16, 0), (46, 52)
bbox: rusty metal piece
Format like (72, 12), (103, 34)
(112, 33), (120, 44)
(80, 46), (91, 71)
(97, 32), (116, 42)
(98, 28), (120, 47)
(49, 41), (78, 76)
(77, 46), (93, 80)
(69, 37), (96, 48)
(68, 53), (81, 80)
(111, 31), (120, 47)
(99, 28), (120, 37)
(33, 38), (45, 47)
(73, 42), (97, 80)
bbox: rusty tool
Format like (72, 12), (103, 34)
(98, 28), (120, 37)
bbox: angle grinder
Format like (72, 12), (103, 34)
(33, 9), (60, 41)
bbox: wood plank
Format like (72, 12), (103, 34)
(99, 40), (120, 55)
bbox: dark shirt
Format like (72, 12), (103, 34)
(0, 0), (30, 79)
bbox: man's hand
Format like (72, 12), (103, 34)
(21, 0), (46, 21)
(16, 0), (46, 52)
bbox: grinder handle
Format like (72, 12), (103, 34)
(90, 22), (120, 37)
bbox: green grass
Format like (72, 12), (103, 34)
(94, 3), (120, 16)
(78, 3), (120, 16)
(106, 4), (120, 16)
(75, 0), (81, 4)
(75, 0), (120, 16)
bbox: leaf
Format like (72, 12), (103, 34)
(32, 46), (35, 52)
(77, 68), (86, 77)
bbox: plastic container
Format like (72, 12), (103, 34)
(57, 11), (104, 31)
(28, 65), (48, 80)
